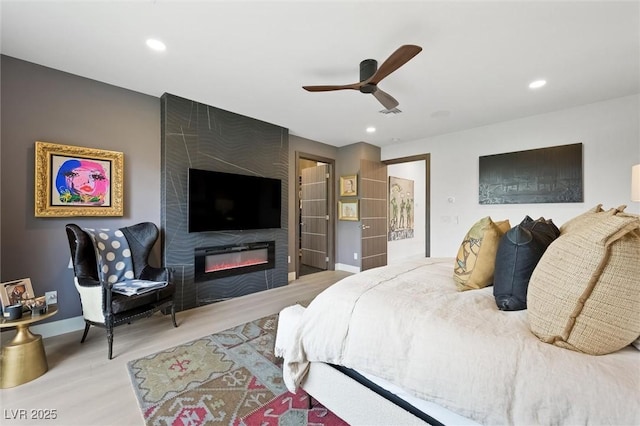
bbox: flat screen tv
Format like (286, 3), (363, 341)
(188, 168), (282, 232)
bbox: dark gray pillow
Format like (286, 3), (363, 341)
(493, 216), (559, 311)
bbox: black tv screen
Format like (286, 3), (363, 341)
(188, 168), (282, 232)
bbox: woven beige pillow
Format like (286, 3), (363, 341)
(453, 216), (511, 291)
(559, 204), (626, 235)
(528, 212), (640, 355)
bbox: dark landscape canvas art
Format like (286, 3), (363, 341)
(479, 143), (583, 204)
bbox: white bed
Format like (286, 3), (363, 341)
(281, 257), (640, 425)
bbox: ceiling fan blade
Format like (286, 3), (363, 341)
(303, 83), (362, 92)
(368, 44), (422, 85)
(372, 88), (399, 110)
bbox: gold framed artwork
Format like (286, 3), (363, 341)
(338, 200), (359, 221)
(34, 141), (124, 217)
(339, 174), (358, 196)
(0, 278), (35, 308)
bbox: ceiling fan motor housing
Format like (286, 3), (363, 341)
(359, 59), (378, 93)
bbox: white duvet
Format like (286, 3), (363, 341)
(283, 257), (640, 425)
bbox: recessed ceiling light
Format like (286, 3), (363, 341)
(366, 127), (376, 133)
(146, 38), (166, 52)
(430, 110), (451, 119)
(529, 79), (546, 89)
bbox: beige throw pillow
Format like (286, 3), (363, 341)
(453, 216), (511, 291)
(559, 204), (627, 235)
(528, 210), (640, 355)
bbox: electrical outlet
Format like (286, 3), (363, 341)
(45, 291), (58, 305)
(354, 252), (358, 260)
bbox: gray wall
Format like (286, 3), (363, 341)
(0, 56), (338, 325)
(335, 142), (381, 268)
(381, 94), (640, 256)
(0, 55), (162, 323)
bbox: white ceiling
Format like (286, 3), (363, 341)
(1, 1), (638, 147)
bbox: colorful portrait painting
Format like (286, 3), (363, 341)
(35, 141), (123, 217)
(52, 156), (111, 206)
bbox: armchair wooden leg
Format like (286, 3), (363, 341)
(80, 323), (91, 343)
(171, 303), (178, 328)
(107, 325), (114, 360)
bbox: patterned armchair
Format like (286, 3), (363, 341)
(65, 222), (177, 359)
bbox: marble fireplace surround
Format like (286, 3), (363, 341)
(160, 93), (289, 311)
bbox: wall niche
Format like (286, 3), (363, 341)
(160, 93), (289, 311)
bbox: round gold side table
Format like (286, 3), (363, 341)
(0, 305), (58, 388)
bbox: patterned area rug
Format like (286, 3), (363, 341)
(127, 314), (348, 425)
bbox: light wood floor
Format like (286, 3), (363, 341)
(0, 271), (350, 426)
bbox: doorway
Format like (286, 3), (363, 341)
(383, 154), (431, 261)
(296, 152), (335, 278)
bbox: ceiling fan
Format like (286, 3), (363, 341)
(302, 44), (422, 110)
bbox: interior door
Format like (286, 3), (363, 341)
(360, 159), (388, 271)
(300, 164), (329, 270)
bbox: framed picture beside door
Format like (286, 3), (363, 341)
(338, 200), (359, 221)
(339, 175), (358, 196)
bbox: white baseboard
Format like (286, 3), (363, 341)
(30, 313), (85, 339)
(288, 271), (296, 282)
(335, 263), (360, 274)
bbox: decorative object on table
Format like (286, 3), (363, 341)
(3, 304), (23, 320)
(338, 199), (359, 221)
(34, 141), (124, 217)
(0, 278), (35, 309)
(127, 314), (347, 426)
(339, 174), (358, 196)
(388, 176), (415, 241)
(479, 143), (583, 204)
(26, 296), (48, 315)
(65, 222), (177, 359)
(45, 290), (58, 305)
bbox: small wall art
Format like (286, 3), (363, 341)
(339, 174), (358, 196)
(479, 143), (583, 204)
(34, 141), (124, 217)
(338, 200), (359, 221)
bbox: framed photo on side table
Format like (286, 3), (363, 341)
(0, 278), (35, 309)
(34, 141), (124, 217)
(338, 200), (359, 221)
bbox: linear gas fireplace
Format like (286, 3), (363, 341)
(194, 241), (276, 282)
